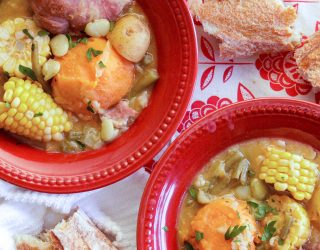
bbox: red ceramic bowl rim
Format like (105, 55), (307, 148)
(137, 97), (320, 250)
(0, 0), (198, 193)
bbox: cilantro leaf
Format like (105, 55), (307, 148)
(75, 140), (86, 150)
(38, 30), (50, 36)
(247, 201), (277, 220)
(22, 29), (34, 39)
(261, 221), (277, 242)
(162, 226), (168, 232)
(188, 186), (197, 200)
(99, 61), (106, 68)
(225, 225), (246, 240)
(86, 100), (95, 113)
(34, 112), (43, 117)
(19, 65), (37, 81)
(195, 231), (204, 241)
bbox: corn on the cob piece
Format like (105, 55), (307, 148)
(263, 195), (310, 250)
(0, 18), (50, 78)
(0, 77), (72, 142)
(259, 147), (318, 201)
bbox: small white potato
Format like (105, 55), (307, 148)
(109, 15), (151, 63)
(50, 34), (69, 57)
(85, 19), (110, 37)
(42, 59), (61, 81)
(234, 185), (252, 200)
(101, 117), (119, 142)
(250, 178), (269, 200)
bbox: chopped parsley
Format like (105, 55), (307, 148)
(86, 100), (95, 113)
(247, 201), (277, 220)
(188, 186), (197, 200)
(38, 30), (50, 37)
(248, 170), (255, 177)
(195, 231), (204, 241)
(162, 226), (168, 232)
(4, 102), (10, 108)
(233, 239), (241, 243)
(278, 238), (285, 246)
(19, 65), (37, 81)
(75, 140), (86, 150)
(22, 29), (34, 39)
(184, 241), (194, 250)
(225, 225), (246, 240)
(66, 34), (88, 49)
(34, 112), (43, 117)
(86, 47), (103, 61)
(261, 221), (277, 242)
(98, 61), (106, 68)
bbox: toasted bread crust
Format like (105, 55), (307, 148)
(294, 32), (320, 87)
(189, 0), (300, 58)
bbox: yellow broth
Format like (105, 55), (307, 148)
(178, 138), (320, 249)
(0, 0), (158, 153)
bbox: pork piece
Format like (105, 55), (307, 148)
(31, 0), (132, 34)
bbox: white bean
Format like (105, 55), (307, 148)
(101, 117), (119, 142)
(42, 59), (61, 81)
(85, 19), (110, 37)
(50, 34), (69, 57)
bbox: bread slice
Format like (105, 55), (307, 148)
(50, 210), (117, 250)
(189, 0), (301, 58)
(15, 235), (53, 250)
(294, 31), (320, 88)
(15, 210), (118, 250)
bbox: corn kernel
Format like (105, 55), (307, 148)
(274, 182), (288, 191)
(259, 147), (318, 201)
(265, 176), (276, 184)
(293, 192), (305, 201)
(0, 78), (72, 142)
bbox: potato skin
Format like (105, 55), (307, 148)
(108, 15), (151, 63)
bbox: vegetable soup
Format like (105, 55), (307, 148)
(178, 139), (320, 250)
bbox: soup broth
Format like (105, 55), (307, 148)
(178, 138), (320, 250)
(0, 0), (158, 153)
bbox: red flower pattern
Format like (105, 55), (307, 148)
(178, 96), (233, 133)
(255, 51), (313, 97)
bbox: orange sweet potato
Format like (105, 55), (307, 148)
(52, 37), (134, 120)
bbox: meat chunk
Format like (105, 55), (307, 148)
(31, 0), (132, 34)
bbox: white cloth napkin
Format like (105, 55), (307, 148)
(0, 169), (149, 250)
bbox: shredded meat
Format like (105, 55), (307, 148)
(31, 0), (132, 34)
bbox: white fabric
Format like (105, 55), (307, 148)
(0, 169), (149, 250)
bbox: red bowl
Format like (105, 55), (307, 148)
(0, 0), (197, 193)
(137, 98), (320, 250)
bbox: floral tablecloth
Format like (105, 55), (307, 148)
(0, 1), (319, 249)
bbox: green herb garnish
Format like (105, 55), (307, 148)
(86, 100), (95, 113)
(4, 102), (10, 108)
(261, 221), (277, 242)
(79, 37), (88, 44)
(195, 231), (204, 241)
(86, 48), (103, 61)
(188, 186), (197, 200)
(184, 242), (194, 250)
(225, 225), (246, 240)
(248, 170), (255, 177)
(34, 112), (43, 117)
(66, 34), (78, 49)
(278, 238), (284, 246)
(98, 61), (106, 68)
(162, 226), (168, 232)
(109, 21), (116, 32)
(75, 140), (86, 150)
(247, 201), (277, 220)
(3, 71), (9, 79)
(233, 239), (241, 243)
(22, 29), (34, 39)
(19, 65), (37, 81)
(38, 30), (50, 37)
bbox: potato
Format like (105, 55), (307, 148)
(42, 59), (60, 81)
(108, 15), (151, 63)
(250, 178), (269, 200)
